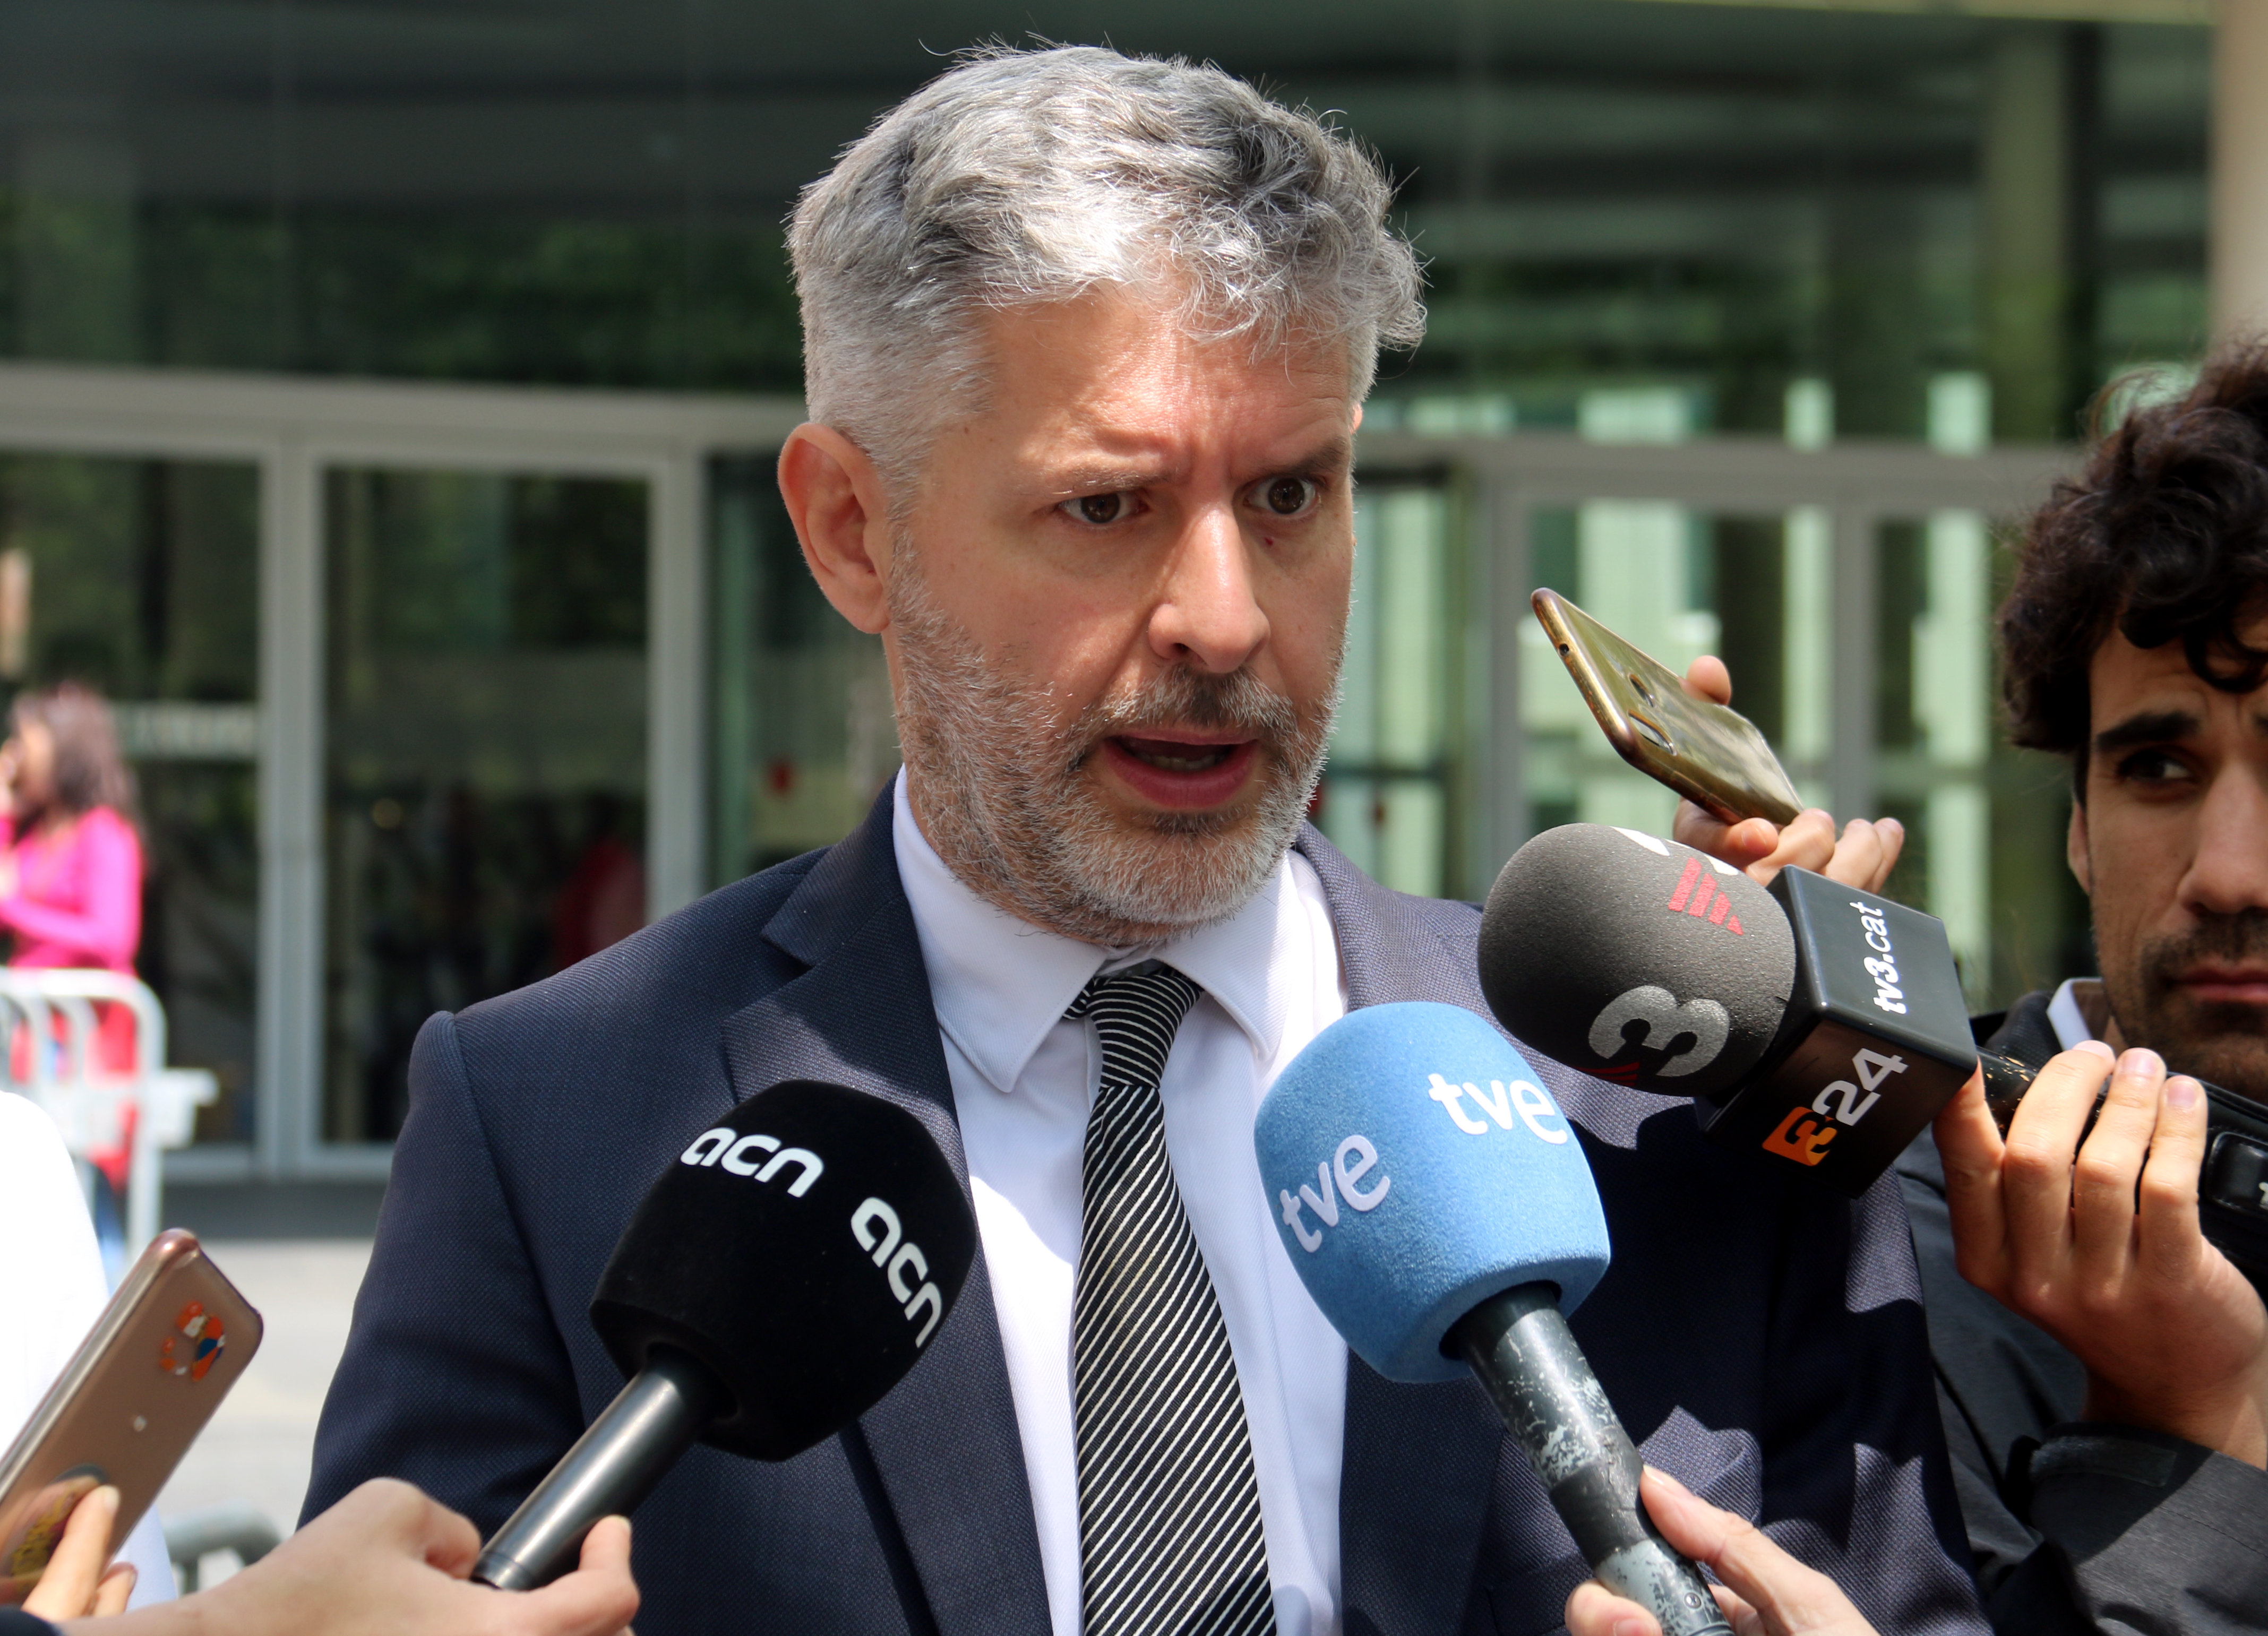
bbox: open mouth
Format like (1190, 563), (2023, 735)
(1115, 735), (1242, 773)
(1098, 733), (1261, 810)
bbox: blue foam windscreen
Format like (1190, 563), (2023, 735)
(1255, 1002), (1612, 1383)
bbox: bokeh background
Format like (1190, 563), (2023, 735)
(1, 0), (2255, 1554)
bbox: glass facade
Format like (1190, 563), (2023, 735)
(1320, 484), (1468, 899)
(708, 458), (894, 884)
(0, 454), (260, 1143)
(0, 1), (2211, 1169)
(322, 467), (649, 1142)
(0, 6), (2208, 419)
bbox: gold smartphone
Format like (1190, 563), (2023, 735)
(1531, 587), (1805, 826)
(0, 1229), (262, 1604)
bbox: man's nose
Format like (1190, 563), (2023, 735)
(2179, 763), (2268, 916)
(1146, 503), (1269, 675)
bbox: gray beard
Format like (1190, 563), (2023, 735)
(887, 548), (1338, 947)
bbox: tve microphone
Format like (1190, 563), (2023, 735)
(472, 1079), (976, 1590)
(1480, 824), (1976, 1198)
(1256, 1002), (1732, 1636)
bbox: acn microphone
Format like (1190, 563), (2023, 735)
(472, 1078), (977, 1591)
(1256, 1001), (1733, 1636)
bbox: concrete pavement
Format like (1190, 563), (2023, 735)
(155, 1240), (370, 1583)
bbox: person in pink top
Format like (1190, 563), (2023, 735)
(0, 684), (147, 1275)
(0, 684), (143, 986)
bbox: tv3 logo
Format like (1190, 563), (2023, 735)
(1761, 1049), (1908, 1167)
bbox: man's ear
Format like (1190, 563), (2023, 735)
(778, 424), (895, 635)
(2067, 795), (2093, 896)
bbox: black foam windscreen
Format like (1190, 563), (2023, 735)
(589, 1079), (976, 1462)
(1479, 824), (1797, 1099)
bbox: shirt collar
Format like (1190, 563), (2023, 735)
(891, 771), (1296, 1093)
(2047, 977), (2109, 1051)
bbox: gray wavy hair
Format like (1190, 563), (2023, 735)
(789, 45), (1426, 503)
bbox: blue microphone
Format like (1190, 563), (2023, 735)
(1257, 1003), (1731, 1636)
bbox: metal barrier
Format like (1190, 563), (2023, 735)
(164, 1503), (282, 1591)
(4, 969), (218, 1251)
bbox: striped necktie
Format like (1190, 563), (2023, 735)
(1068, 960), (1275, 1636)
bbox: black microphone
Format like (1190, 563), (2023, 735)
(1480, 823), (1974, 1197)
(472, 1079), (977, 1590)
(1477, 824), (2268, 1288)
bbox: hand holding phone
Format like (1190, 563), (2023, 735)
(0, 1231), (261, 1606)
(1668, 655), (1905, 893)
(20, 1484), (134, 1620)
(1534, 589), (1904, 892)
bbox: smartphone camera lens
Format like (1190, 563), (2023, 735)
(1627, 671), (1657, 705)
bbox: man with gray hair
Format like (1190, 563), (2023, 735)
(306, 46), (1986, 1635)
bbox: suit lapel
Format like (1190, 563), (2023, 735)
(1297, 828), (1507, 1636)
(719, 797), (1051, 1636)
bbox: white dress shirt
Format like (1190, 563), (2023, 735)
(891, 773), (1350, 1636)
(1, 1091), (175, 1607)
(2046, 977), (2108, 1051)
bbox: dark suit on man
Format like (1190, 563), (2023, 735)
(305, 793), (1987, 1634)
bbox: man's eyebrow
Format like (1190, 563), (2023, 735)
(2093, 709), (2202, 756)
(1022, 435), (1356, 500)
(1026, 463), (1174, 497)
(1283, 435), (1354, 476)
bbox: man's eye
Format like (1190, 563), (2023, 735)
(1257, 476), (1318, 518)
(2117, 750), (2196, 786)
(1065, 493), (1133, 526)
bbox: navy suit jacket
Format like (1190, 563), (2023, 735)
(306, 794), (1987, 1635)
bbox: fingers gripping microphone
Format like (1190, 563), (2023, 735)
(472, 1079), (976, 1590)
(1480, 825), (1977, 1197)
(1256, 1003), (1732, 1636)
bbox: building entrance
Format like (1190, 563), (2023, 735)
(0, 361), (795, 1178)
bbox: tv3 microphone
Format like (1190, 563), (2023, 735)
(1477, 824), (2268, 1288)
(1257, 1002), (1734, 1636)
(472, 1079), (977, 1590)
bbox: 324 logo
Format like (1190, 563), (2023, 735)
(159, 1301), (225, 1381)
(1760, 1048), (1908, 1167)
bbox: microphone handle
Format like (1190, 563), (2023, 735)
(474, 1346), (726, 1591)
(1453, 1285), (1733, 1636)
(1978, 1051), (2073, 1136)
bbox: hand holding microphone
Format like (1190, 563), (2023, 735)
(1565, 1469), (1880, 1636)
(20, 1478), (638, 1636)
(1482, 821), (2268, 1462)
(1936, 1041), (2268, 1467)
(1256, 1002), (1732, 1636)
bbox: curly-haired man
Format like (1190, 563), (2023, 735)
(1684, 352), (2268, 1632)
(1921, 349), (2268, 1625)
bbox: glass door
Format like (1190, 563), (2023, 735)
(0, 453), (262, 1146)
(321, 464), (649, 1142)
